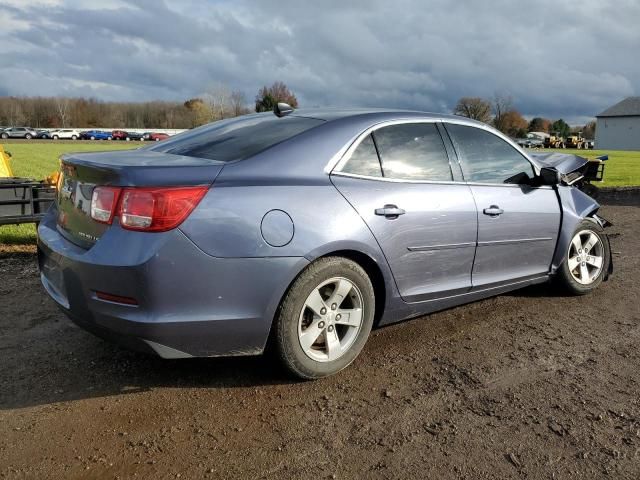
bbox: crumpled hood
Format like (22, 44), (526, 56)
(529, 152), (589, 174)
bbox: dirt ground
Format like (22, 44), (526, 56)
(1, 204), (639, 480)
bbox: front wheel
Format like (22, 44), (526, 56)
(1, 133), (7, 139)
(52, 135), (59, 140)
(274, 257), (375, 379)
(71, 135), (77, 140)
(25, 134), (32, 139)
(555, 220), (610, 295)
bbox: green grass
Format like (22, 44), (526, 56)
(1, 141), (139, 246)
(534, 148), (640, 187)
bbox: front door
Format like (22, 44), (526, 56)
(444, 123), (561, 288)
(331, 122), (478, 303)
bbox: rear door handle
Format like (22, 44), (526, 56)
(483, 205), (504, 217)
(375, 204), (406, 219)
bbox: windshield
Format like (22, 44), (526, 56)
(149, 114), (324, 162)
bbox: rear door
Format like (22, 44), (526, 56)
(443, 123), (561, 288)
(331, 121), (478, 303)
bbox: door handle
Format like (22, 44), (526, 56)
(375, 204), (406, 219)
(483, 205), (504, 217)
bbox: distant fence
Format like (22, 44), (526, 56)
(38, 128), (188, 135)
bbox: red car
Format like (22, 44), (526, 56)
(111, 130), (145, 141)
(148, 132), (169, 142)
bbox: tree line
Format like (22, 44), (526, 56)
(453, 95), (596, 139)
(0, 81), (299, 130)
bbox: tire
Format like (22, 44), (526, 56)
(1, 133), (7, 139)
(125, 137), (131, 141)
(53, 135), (59, 140)
(71, 135), (77, 140)
(155, 138), (160, 141)
(274, 257), (375, 379)
(25, 134), (32, 139)
(90, 136), (95, 140)
(555, 219), (610, 295)
(108, 136), (112, 141)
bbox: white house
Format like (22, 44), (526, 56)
(595, 97), (640, 150)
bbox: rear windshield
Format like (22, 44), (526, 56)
(149, 114), (325, 162)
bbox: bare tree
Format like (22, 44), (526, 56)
(230, 90), (248, 117)
(203, 84), (232, 121)
(55, 97), (71, 127)
(492, 93), (514, 133)
(453, 97), (492, 123)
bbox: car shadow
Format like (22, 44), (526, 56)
(0, 325), (298, 411)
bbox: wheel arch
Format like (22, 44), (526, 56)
(551, 185), (605, 275)
(266, 247), (390, 353)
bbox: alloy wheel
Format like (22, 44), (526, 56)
(298, 277), (364, 362)
(567, 230), (604, 285)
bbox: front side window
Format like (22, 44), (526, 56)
(151, 114), (325, 162)
(339, 134), (382, 177)
(373, 123), (452, 181)
(446, 124), (534, 184)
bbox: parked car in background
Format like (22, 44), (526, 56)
(148, 132), (169, 142)
(36, 130), (52, 139)
(112, 130), (144, 141)
(81, 130), (113, 141)
(127, 131), (145, 141)
(51, 129), (82, 140)
(1, 127), (38, 139)
(37, 107), (612, 380)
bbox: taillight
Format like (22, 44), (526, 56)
(91, 186), (121, 224)
(90, 185), (207, 232)
(119, 186), (207, 232)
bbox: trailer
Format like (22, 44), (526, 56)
(0, 146), (56, 226)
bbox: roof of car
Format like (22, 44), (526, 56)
(290, 107), (479, 125)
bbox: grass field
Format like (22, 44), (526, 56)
(1, 141), (140, 246)
(1, 141), (639, 246)
(533, 148), (640, 187)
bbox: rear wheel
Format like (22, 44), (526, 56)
(25, 133), (32, 139)
(1, 133), (7, 139)
(71, 135), (77, 140)
(274, 257), (375, 379)
(52, 135), (59, 140)
(555, 220), (609, 295)
(90, 136), (95, 140)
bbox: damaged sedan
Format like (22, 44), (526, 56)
(38, 106), (612, 379)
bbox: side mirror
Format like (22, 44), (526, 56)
(538, 167), (561, 186)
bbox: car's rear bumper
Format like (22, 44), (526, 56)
(37, 207), (308, 358)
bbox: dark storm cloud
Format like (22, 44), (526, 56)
(1, 0), (638, 122)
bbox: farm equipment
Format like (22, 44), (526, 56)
(565, 132), (589, 149)
(543, 133), (565, 149)
(0, 145), (56, 226)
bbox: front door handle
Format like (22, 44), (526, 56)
(375, 204), (406, 219)
(483, 205), (504, 217)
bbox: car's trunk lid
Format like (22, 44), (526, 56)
(56, 150), (224, 249)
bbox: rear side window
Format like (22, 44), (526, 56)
(340, 134), (382, 177)
(446, 124), (534, 184)
(373, 123), (452, 181)
(150, 115), (324, 162)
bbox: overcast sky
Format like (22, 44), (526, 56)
(1, 0), (638, 124)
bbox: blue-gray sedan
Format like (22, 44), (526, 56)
(38, 107), (612, 379)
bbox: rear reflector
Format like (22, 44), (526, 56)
(95, 291), (139, 306)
